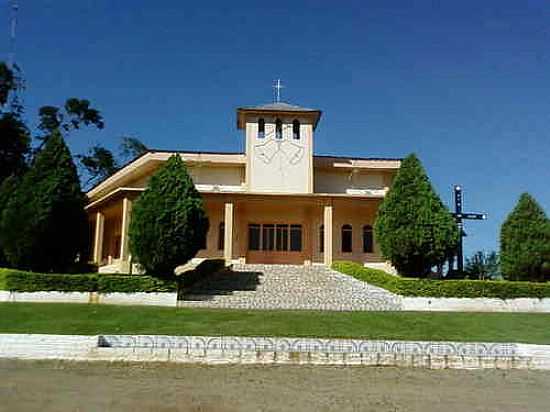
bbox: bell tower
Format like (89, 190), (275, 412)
(236, 102), (321, 194)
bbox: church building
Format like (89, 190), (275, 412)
(85, 102), (401, 272)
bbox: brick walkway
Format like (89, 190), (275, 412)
(178, 264), (401, 311)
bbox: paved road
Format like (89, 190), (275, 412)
(1, 359), (549, 411)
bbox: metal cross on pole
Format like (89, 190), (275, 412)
(452, 185), (487, 273)
(273, 79), (284, 103)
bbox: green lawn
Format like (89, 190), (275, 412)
(1, 302), (550, 344)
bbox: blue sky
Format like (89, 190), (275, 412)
(1, 1), (549, 256)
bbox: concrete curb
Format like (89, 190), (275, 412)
(1, 334), (549, 370)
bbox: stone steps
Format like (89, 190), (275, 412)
(178, 264), (401, 311)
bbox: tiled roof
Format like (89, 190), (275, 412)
(239, 102), (318, 112)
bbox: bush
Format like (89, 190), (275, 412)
(0, 268), (176, 293)
(332, 261), (550, 299)
(129, 154), (209, 276)
(97, 275), (176, 293)
(500, 193), (550, 281)
(374, 154), (458, 277)
(1, 269), (97, 292)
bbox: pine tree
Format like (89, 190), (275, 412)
(0, 131), (88, 271)
(129, 154), (209, 276)
(374, 153), (459, 277)
(500, 193), (550, 281)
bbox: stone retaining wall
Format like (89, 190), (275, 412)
(1, 334), (549, 370)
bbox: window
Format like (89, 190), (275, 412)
(247, 224), (302, 252)
(319, 224), (324, 253)
(248, 224), (260, 250)
(276, 224), (289, 251)
(218, 222), (225, 251)
(292, 119), (300, 140)
(363, 225), (374, 253)
(262, 224), (275, 251)
(258, 118), (265, 139)
(290, 225), (302, 251)
(341, 224), (352, 253)
(275, 118), (283, 139)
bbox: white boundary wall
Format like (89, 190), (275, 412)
(401, 297), (550, 313)
(3, 290), (550, 312)
(0, 291), (177, 307)
(1, 334), (550, 370)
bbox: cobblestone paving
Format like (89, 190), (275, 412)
(178, 264), (402, 311)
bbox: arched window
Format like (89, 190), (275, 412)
(218, 222), (225, 250)
(319, 224), (324, 253)
(258, 118), (265, 139)
(363, 225), (373, 253)
(275, 118), (283, 139)
(292, 119), (300, 140)
(341, 224), (352, 253)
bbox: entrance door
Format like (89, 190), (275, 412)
(246, 223), (305, 264)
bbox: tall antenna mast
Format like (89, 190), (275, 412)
(9, 0), (18, 67)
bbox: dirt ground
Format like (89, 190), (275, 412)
(1, 359), (549, 412)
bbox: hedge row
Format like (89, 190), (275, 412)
(0, 268), (176, 293)
(332, 261), (550, 299)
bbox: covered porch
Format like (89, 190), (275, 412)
(86, 190), (385, 273)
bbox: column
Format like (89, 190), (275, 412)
(323, 204), (333, 266)
(119, 197), (133, 262)
(224, 202), (234, 263)
(93, 211), (105, 265)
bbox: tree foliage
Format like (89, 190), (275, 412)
(0, 62), (29, 185)
(129, 155), (209, 276)
(120, 136), (148, 161)
(37, 98), (104, 140)
(500, 193), (550, 281)
(77, 136), (148, 189)
(374, 153), (459, 277)
(77, 145), (118, 187)
(465, 251), (500, 280)
(0, 132), (88, 272)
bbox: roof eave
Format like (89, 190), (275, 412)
(236, 108), (322, 130)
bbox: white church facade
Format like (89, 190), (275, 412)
(85, 102), (401, 272)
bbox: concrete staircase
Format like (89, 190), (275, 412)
(178, 264), (401, 311)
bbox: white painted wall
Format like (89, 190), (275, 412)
(314, 169), (388, 194)
(246, 117), (313, 193)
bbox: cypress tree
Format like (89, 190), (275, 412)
(500, 193), (550, 281)
(0, 131), (88, 272)
(129, 154), (209, 276)
(374, 153), (459, 277)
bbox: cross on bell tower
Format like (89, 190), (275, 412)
(273, 79), (284, 103)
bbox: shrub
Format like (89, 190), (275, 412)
(0, 132), (88, 272)
(0, 268), (176, 293)
(332, 261), (550, 299)
(374, 154), (458, 277)
(1, 269), (97, 292)
(129, 154), (209, 277)
(500, 193), (550, 282)
(97, 275), (176, 293)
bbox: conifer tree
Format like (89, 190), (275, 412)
(500, 193), (550, 281)
(0, 131), (88, 271)
(129, 154), (209, 276)
(374, 154), (459, 277)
